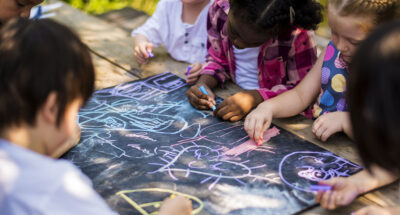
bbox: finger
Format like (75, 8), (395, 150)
(134, 47), (145, 59)
(315, 190), (324, 203)
(320, 190), (332, 208)
(229, 115), (242, 122)
(321, 129), (334, 142)
(139, 45), (150, 58)
(145, 43), (154, 53)
(254, 118), (265, 141)
(312, 117), (322, 133)
(315, 126), (328, 140)
(244, 116), (255, 140)
(213, 100), (227, 116)
(327, 191), (338, 210)
(221, 111), (239, 121)
(215, 104), (232, 119)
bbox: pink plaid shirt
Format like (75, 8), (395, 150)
(200, 0), (318, 100)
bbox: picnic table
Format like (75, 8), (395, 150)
(48, 1), (399, 214)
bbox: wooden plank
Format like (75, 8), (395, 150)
(90, 53), (136, 90)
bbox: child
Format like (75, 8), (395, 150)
(0, 0), (43, 26)
(132, 0), (212, 80)
(0, 18), (191, 215)
(186, 0), (322, 122)
(315, 19), (400, 214)
(244, 0), (400, 143)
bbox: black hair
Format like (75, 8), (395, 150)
(230, 0), (323, 35)
(348, 20), (400, 173)
(0, 18), (95, 130)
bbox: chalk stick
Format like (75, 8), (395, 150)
(147, 51), (154, 58)
(309, 185), (332, 192)
(186, 66), (192, 76)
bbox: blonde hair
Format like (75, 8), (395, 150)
(328, 0), (400, 26)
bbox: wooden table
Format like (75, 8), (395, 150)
(48, 2), (399, 214)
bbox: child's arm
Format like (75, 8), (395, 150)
(158, 195), (192, 215)
(186, 2), (229, 110)
(131, 0), (167, 64)
(133, 34), (154, 64)
(315, 166), (399, 210)
(244, 47), (326, 141)
(353, 205), (400, 215)
(312, 111), (353, 142)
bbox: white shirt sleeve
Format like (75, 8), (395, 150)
(131, 0), (167, 47)
(43, 167), (118, 215)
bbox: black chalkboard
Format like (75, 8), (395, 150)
(62, 72), (362, 215)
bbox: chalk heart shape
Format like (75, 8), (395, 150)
(279, 151), (361, 193)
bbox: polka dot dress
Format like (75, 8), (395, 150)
(313, 41), (349, 118)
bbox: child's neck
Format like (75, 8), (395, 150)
(0, 125), (47, 155)
(181, 0), (210, 25)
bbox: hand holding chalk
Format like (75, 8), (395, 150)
(199, 86), (216, 111)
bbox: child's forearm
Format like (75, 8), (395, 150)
(342, 112), (354, 139)
(356, 166), (399, 194)
(262, 88), (311, 119)
(196, 74), (219, 89)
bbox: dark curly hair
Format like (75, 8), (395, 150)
(348, 20), (400, 173)
(230, 0), (323, 34)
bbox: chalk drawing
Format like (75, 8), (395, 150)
(116, 188), (204, 215)
(279, 151), (362, 192)
(149, 142), (281, 190)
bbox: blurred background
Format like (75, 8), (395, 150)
(60, 0), (329, 39)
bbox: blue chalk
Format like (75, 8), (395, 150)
(199, 86), (216, 111)
(309, 185), (332, 192)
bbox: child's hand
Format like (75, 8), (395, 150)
(158, 195), (192, 215)
(244, 101), (273, 141)
(186, 62), (203, 85)
(312, 111), (351, 142)
(214, 90), (263, 122)
(315, 177), (361, 210)
(352, 205), (392, 215)
(134, 41), (154, 64)
(186, 84), (216, 110)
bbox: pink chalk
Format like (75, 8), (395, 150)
(223, 127), (280, 157)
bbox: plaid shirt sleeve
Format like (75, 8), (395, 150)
(199, 0), (231, 84)
(257, 30), (317, 100)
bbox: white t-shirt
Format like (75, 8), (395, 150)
(131, 0), (213, 64)
(0, 139), (117, 215)
(233, 46), (261, 90)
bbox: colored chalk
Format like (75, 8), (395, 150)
(309, 185), (332, 192)
(147, 51), (154, 58)
(256, 138), (263, 146)
(186, 66), (192, 75)
(199, 86), (216, 111)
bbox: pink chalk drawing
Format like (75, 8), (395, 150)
(222, 127), (280, 157)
